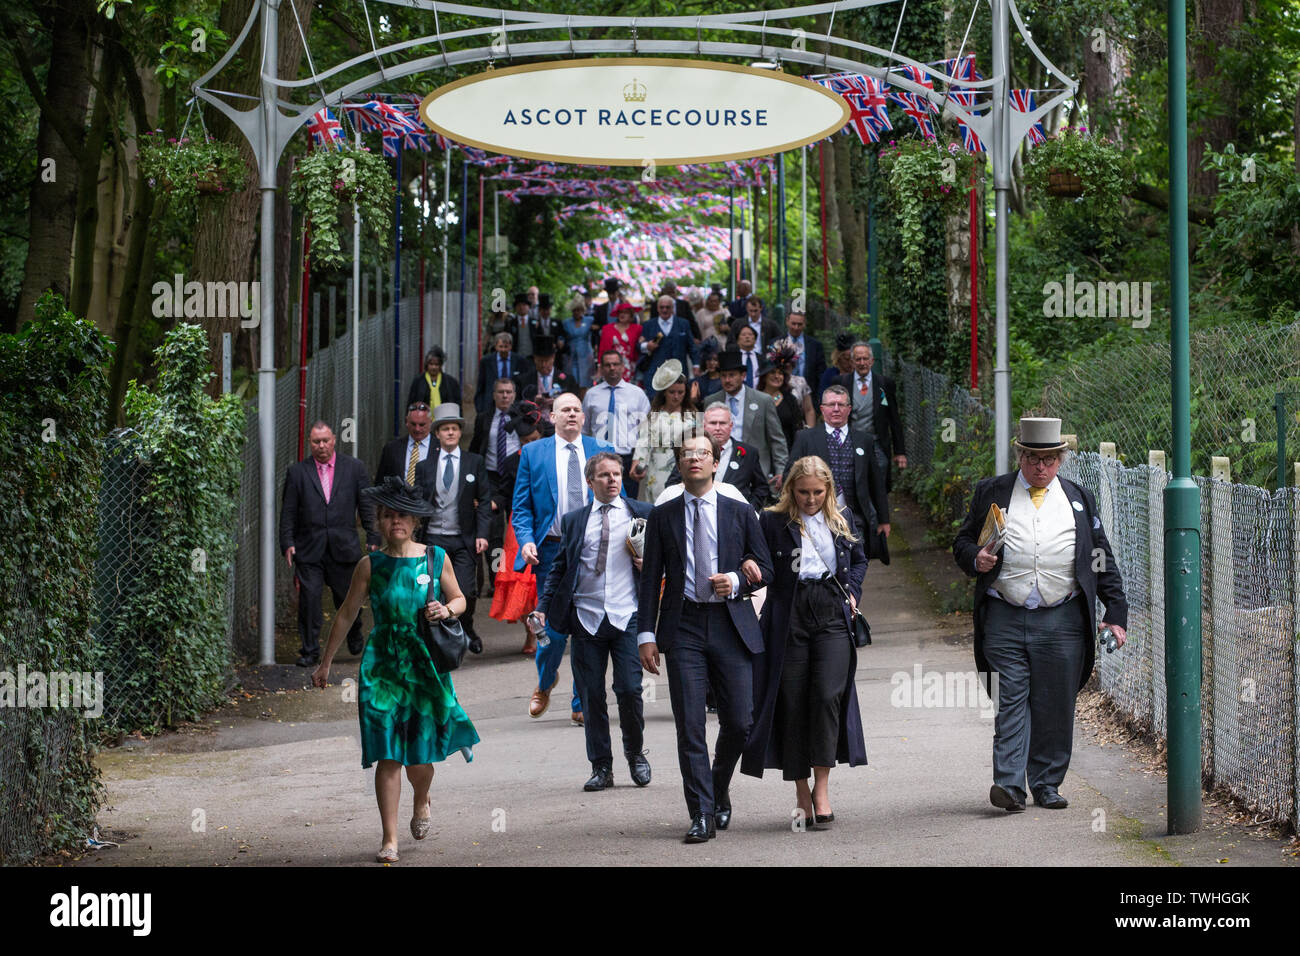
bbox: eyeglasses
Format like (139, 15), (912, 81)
(1022, 454), (1060, 467)
(680, 450), (712, 461)
(821, 401), (849, 409)
(407, 403), (430, 412)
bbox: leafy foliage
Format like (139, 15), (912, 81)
(101, 323), (245, 734)
(0, 293), (110, 862)
(289, 146), (396, 269)
(138, 131), (250, 214)
(1025, 127), (1132, 254)
(880, 137), (977, 275)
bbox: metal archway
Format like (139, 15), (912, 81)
(194, 0), (1076, 664)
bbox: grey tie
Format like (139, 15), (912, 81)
(442, 453), (454, 491)
(692, 498), (712, 602)
(565, 443), (582, 514)
(594, 504), (612, 576)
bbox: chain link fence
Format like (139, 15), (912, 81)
(890, 353), (1300, 827)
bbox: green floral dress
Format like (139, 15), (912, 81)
(359, 549), (479, 768)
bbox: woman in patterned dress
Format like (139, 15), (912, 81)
(313, 477), (479, 863)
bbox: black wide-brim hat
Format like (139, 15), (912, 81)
(717, 349), (746, 372)
(363, 475), (436, 517)
(538, 293), (551, 309)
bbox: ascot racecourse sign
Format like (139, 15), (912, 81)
(420, 59), (849, 165)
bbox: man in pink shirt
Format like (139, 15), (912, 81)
(279, 421), (377, 666)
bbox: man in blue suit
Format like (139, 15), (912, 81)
(638, 430), (774, 844)
(537, 451), (654, 791)
(639, 294), (699, 393)
(513, 391), (617, 721)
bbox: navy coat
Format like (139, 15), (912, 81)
(741, 507), (869, 778)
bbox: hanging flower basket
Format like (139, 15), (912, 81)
(878, 137), (979, 276)
(138, 132), (249, 210)
(289, 146), (395, 269)
(1045, 169), (1084, 197)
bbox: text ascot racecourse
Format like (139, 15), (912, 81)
(502, 107), (770, 128)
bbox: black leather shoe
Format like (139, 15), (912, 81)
(296, 653), (319, 667)
(684, 814), (716, 843)
(627, 751), (651, 787)
(989, 784), (1026, 813)
(583, 765), (614, 792)
(1033, 786), (1069, 809)
(468, 634), (484, 654)
(346, 632), (363, 655)
(714, 794), (732, 831)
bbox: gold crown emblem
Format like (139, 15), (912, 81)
(623, 78), (647, 102)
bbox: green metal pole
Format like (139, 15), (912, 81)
(1165, 0), (1202, 835)
(1275, 392), (1288, 490)
(867, 154), (880, 362)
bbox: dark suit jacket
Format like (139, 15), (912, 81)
(637, 492), (773, 654)
(407, 372), (462, 410)
(953, 472), (1129, 692)
(375, 435), (434, 487)
(793, 335), (827, 401)
(491, 449), (522, 513)
(665, 440), (771, 510)
(638, 316), (699, 379)
(468, 407), (510, 463)
(512, 365), (579, 405)
(527, 315), (565, 354)
(414, 448), (492, 547)
(278, 453), (376, 564)
(742, 507), (868, 778)
(835, 370), (906, 464)
(475, 352), (532, 414)
(538, 497), (655, 636)
(785, 427), (889, 531)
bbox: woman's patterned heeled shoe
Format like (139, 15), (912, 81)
(410, 799), (432, 840)
(376, 846), (399, 863)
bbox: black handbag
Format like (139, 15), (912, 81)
(416, 545), (470, 672)
(828, 572), (872, 647)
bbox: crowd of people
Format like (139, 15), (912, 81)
(285, 274), (1129, 860)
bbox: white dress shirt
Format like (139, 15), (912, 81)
(485, 409), (519, 472)
(405, 435), (432, 468)
(797, 511), (837, 579)
(723, 387), (747, 441)
(426, 447), (462, 536)
(550, 434), (587, 536)
(582, 380), (650, 454)
(573, 497), (636, 634)
(637, 486), (742, 646)
(716, 439), (734, 478)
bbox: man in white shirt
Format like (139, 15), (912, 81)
(582, 349), (651, 497)
(536, 452), (654, 791)
(703, 350), (788, 488)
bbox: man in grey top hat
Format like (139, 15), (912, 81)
(415, 404), (492, 655)
(953, 417), (1129, 813)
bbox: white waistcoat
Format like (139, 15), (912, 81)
(993, 479), (1077, 607)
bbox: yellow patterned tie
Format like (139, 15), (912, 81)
(1029, 486), (1046, 509)
(406, 442), (419, 485)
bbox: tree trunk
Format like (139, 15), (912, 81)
(70, 44), (120, 321)
(833, 136), (865, 315)
(189, 0), (315, 395)
(1187, 0), (1244, 198)
(14, 0), (92, 330)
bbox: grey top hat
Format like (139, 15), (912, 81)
(1014, 417), (1069, 452)
(432, 403), (465, 429)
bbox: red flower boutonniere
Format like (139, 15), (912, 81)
(735, 446), (746, 459)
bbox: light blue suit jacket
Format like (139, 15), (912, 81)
(511, 433), (616, 571)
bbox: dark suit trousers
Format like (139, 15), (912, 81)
(295, 555), (361, 657)
(777, 579), (852, 780)
(982, 594), (1087, 798)
(427, 534), (480, 640)
(666, 600), (754, 818)
(572, 614), (644, 766)
(620, 453), (640, 500)
(481, 471), (506, 592)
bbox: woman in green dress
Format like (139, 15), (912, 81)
(313, 477), (479, 863)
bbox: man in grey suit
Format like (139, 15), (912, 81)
(703, 349), (788, 491)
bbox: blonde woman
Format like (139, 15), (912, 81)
(312, 477), (479, 863)
(740, 456), (868, 829)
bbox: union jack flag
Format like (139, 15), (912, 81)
(948, 90), (984, 152)
(843, 92), (882, 144)
(306, 108), (345, 149)
(895, 64), (939, 113)
(344, 103), (384, 133)
(938, 54), (982, 83)
(889, 92), (936, 140)
(1009, 90), (1047, 146)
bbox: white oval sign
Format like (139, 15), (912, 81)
(420, 58), (848, 166)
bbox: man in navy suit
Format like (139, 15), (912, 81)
(638, 431), (774, 843)
(639, 295), (699, 393)
(538, 451), (654, 791)
(278, 421), (376, 666)
(513, 392), (617, 721)
(475, 332), (532, 415)
(783, 311), (827, 403)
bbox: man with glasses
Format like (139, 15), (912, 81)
(784, 384), (889, 543)
(953, 417), (1129, 814)
(375, 402), (434, 488)
(639, 295), (699, 394)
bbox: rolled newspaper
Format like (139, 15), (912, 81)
(626, 516), (647, 559)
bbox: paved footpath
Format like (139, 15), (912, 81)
(78, 499), (1297, 867)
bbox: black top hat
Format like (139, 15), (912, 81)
(717, 349), (746, 373)
(603, 276), (621, 294)
(514, 292), (530, 307)
(834, 331), (855, 352)
(532, 335), (556, 357)
(537, 293), (552, 310)
(363, 475), (436, 518)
